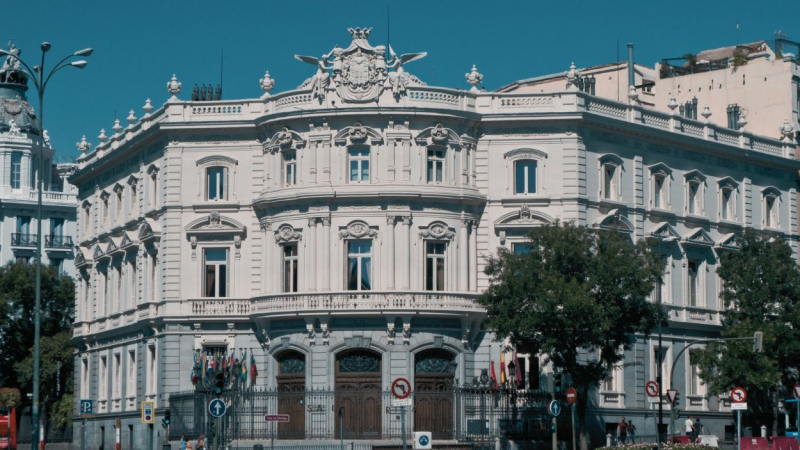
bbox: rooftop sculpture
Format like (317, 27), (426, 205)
(295, 27), (426, 102)
(0, 40), (27, 85)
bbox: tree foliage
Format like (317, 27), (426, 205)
(693, 231), (800, 399)
(477, 222), (665, 450)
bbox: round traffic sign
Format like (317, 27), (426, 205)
(645, 381), (660, 398)
(391, 378), (412, 399)
(731, 387), (747, 403)
(794, 384), (800, 399)
(208, 399), (227, 417)
(548, 400), (562, 417)
(419, 435), (430, 447)
(565, 387), (578, 405)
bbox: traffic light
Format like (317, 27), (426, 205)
(162, 410), (171, 428)
(214, 371), (225, 397)
(550, 423), (556, 434)
(554, 373), (563, 395)
(753, 331), (763, 353)
(671, 407), (682, 421)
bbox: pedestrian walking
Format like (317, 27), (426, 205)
(617, 417), (628, 444)
(627, 420), (637, 444)
(197, 434), (205, 450)
(694, 418), (703, 443)
(685, 415), (695, 439)
(180, 435), (187, 450)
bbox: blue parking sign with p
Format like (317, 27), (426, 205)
(80, 399), (93, 418)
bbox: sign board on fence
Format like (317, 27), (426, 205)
(208, 399), (227, 418)
(392, 398), (413, 407)
(80, 399), (93, 418)
(731, 387), (747, 403)
(731, 402), (748, 410)
(414, 432), (432, 450)
(391, 378), (412, 399)
(264, 414), (290, 422)
(141, 401), (155, 424)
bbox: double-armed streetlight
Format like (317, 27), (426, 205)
(0, 41), (92, 450)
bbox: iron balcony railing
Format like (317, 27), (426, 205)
(45, 235), (73, 248)
(11, 233), (37, 247)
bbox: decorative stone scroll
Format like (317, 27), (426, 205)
(419, 222), (455, 240)
(264, 127), (305, 154)
(339, 221), (377, 239)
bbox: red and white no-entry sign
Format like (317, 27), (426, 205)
(391, 378), (412, 399)
(731, 387), (747, 403)
(645, 381), (659, 398)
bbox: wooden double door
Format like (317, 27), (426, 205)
(276, 352), (306, 439)
(335, 350), (382, 439)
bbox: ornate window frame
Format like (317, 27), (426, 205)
(99, 190), (111, 229)
(113, 183), (125, 226)
(717, 177), (739, 222)
(146, 164), (160, 211)
(761, 186), (781, 229)
(683, 170), (706, 216)
(418, 221), (456, 291)
(598, 154), (624, 202)
(185, 211), (245, 297)
(647, 163), (672, 210)
(196, 155), (238, 202)
(127, 175), (139, 218)
(504, 149), (547, 196)
(685, 347), (708, 411)
(81, 200), (92, 238)
(494, 205), (554, 246)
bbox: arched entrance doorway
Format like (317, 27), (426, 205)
(335, 349), (382, 439)
(276, 351), (305, 439)
(414, 349), (455, 439)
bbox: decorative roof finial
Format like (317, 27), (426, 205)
(347, 27), (372, 40)
(7, 119), (20, 135)
(465, 65), (483, 92)
(76, 135), (91, 154)
(126, 109), (137, 125)
(112, 118), (123, 135)
(259, 70), (275, 98)
(667, 97), (678, 113)
(98, 129), (108, 143)
(737, 112), (747, 129)
(167, 74), (182, 100)
(780, 119), (795, 141)
(142, 99), (153, 117)
(627, 85), (639, 103)
(565, 62), (581, 90)
(43, 130), (51, 146)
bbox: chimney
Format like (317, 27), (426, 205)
(627, 43), (635, 88)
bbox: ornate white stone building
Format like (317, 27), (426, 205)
(0, 47), (78, 275)
(70, 28), (800, 448)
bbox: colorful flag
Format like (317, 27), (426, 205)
(514, 351), (523, 389)
(250, 351), (258, 383)
(201, 353), (207, 382)
(490, 360), (498, 389)
(241, 349), (248, 380)
(500, 352), (507, 385)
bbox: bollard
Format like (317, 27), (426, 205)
(761, 426), (767, 438)
(607, 434), (612, 447)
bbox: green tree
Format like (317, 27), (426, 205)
(0, 261), (75, 389)
(478, 222), (665, 450)
(693, 231), (800, 434)
(15, 332), (75, 429)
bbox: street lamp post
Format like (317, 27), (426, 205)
(0, 42), (92, 450)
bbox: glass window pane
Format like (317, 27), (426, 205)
(427, 161), (434, 182)
(350, 161), (358, 181)
(205, 248), (227, 262)
(208, 168), (219, 200)
(361, 257), (371, 290)
(205, 265), (216, 297)
(284, 260), (291, 292)
(435, 257), (445, 291)
(515, 162), (525, 194)
(426, 258), (433, 290)
(219, 264), (227, 297)
(219, 168), (225, 200)
(436, 162), (443, 182)
(362, 160), (369, 181)
(527, 161), (537, 194)
(348, 257), (358, 290)
(513, 243), (533, 255)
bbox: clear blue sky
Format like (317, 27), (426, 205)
(2, 0), (799, 160)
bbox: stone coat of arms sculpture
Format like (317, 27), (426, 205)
(295, 27), (426, 103)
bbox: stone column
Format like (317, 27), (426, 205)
(469, 220), (478, 291)
(459, 219), (469, 291)
(386, 216), (396, 290)
(263, 223), (273, 293)
(307, 218), (316, 291)
(321, 217), (330, 291)
(400, 216), (411, 290)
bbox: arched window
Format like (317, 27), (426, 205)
(504, 149), (547, 196)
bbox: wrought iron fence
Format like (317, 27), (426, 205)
(45, 235), (73, 248)
(169, 386), (570, 443)
(11, 233), (37, 247)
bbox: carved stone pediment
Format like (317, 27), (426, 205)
(334, 122), (382, 145)
(265, 127), (305, 154)
(419, 221), (455, 240)
(591, 211), (634, 233)
(275, 224), (302, 243)
(648, 222), (681, 241)
(415, 123), (462, 147)
(683, 228), (714, 247)
(186, 211), (246, 234)
(339, 221), (377, 239)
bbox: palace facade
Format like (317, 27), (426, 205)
(70, 28), (800, 448)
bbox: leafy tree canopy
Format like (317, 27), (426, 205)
(15, 332), (75, 429)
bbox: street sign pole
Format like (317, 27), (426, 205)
(82, 417), (87, 450)
(737, 409), (741, 450)
(571, 403), (576, 450)
(401, 406), (407, 450)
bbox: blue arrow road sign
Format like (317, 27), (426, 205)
(419, 435), (430, 447)
(80, 400), (93, 418)
(208, 399), (227, 418)
(548, 400), (562, 417)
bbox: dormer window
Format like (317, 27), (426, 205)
(206, 167), (227, 201)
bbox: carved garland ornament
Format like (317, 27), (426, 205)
(275, 225), (302, 243)
(339, 221), (377, 239)
(420, 222), (455, 240)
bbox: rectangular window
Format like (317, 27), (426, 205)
(765, 196), (777, 227)
(514, 161), (537, 195)
(653, 346), (669, 392)
(603, 164), (618, 200)
(603, 368), (617, 391)
(17, 216), (30, 234)
(113, 353), (121, 397)
(689, 352), (702, 395)
(127, 351), (136, 397)
(688, 260), (698, 306)
(688, 182), (699, 214)
(512, 243), (533, 255)
(50, 218), (64, 237)
(116, 191), (123, 223)
(206, 167), (227, 201)
(102, 197), (109, 227)
(347, 240), (372, 291)
(282, 244), (298, 293)
(284, 152), (296, 186)
(150, 253), (157, 301)
(149, 173), (158, 209)
(427, 149), (445, 183)
(147, 346), (156, 394)
(51, 258), (64, 275)
(10, 152), (22, 189)
(129, 257), (137, 305)
(721, 189), (732, 220)
(84, 207), (91, 235)
(203, 248), (229, 297)
(99, 356), (108, 399)
(116, 265), (123, 311)
(82, 358), (90, 398)
(349, 148), (370, 183)
(425, 242), (446, 291)
(654, 176), (665, 208)
(130, 183), (138, 216)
